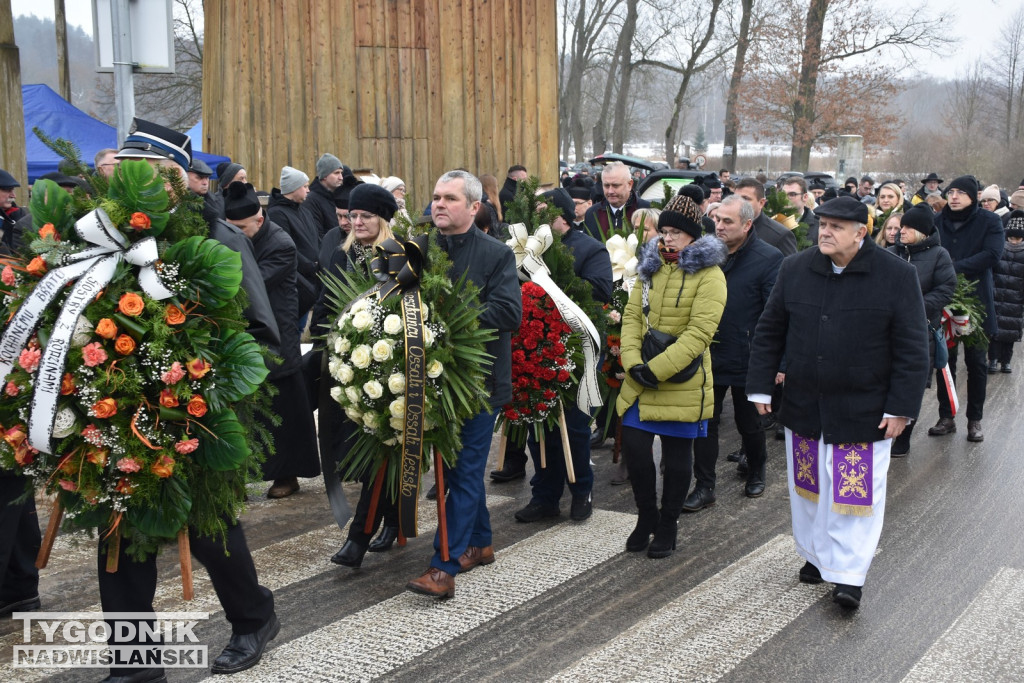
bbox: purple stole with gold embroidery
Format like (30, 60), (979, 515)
(792, 434), (874, 516)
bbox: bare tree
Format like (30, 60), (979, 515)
(991, 8), (1024, 146)
(722, 0), (754, 172)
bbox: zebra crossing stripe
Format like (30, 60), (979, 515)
(547, 534), (830, 682)
(200, 508), (639, 682)
(901, 567), (1024, 682)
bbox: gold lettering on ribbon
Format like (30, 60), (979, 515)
(398, 291), (426, 537)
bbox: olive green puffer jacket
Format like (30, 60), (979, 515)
(616, 235), (727, 422)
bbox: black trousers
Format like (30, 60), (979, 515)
(937, 341), (988, 421)
(0, 475), (41, 603)
(692, 385), (767, 490)
(347, 474), (399, 545)
(988, 340), (1015, 365)
(621, 427), (692, 523)
(97, 520), (274, 676)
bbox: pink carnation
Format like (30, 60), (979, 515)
(5, 381), (18, 397)
(161, 361), (186, 386)
(58, 479), (78, 492)
(81, 424), (104, 446)
(18, 347), (41, 373)
(116, 457), (141, 473)
(82, 342), (108, 368)
(1, 265), (15, 286)
(174, 438), (199, 454)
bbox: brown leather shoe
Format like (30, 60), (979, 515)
(927, 417), (956, 436)
(458, 545), (495, 573)
(406, 567), (455, 598)
(267, 477), (299, 498)
(967, 420), (984, 442)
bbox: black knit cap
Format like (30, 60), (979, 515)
(217, 162), (244, 187)
(658, 195), (703, 241)
(945, 175), (979, 201)
(567, 186), (591, 201)
(900, 204), (936, 236)
(677, 182), (708, 203)
(223, 182), (261, 220)
(1006, 210), (1024, 239)
(348, 183), (398, 222)
(542, 188), (576, 225)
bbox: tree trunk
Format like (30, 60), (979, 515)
(0, 0), (27, 192)
(789, 0), (830, 172)
(722, 0), (753, 172)
(610, 0), (638, 153)
(54, 0), (71, 101)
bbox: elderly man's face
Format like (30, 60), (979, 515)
(336, 207), (351, 233)
(187, 172), (209, 195)
(0, 187), (16, 209)
(924, 180), (939, 192)
(818, 216), (867, 266)
(602, 168), (633, 208)
(96, 152), (118, 178)
(714, 201), (752, 253)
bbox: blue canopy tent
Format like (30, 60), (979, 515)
(23, 84), (229, 182)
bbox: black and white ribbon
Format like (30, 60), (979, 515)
(0, 208), (174, 453)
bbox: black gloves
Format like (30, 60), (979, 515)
(629, 364), (659, 389)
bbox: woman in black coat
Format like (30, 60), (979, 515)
(989, 211), (1024, 373)
(888, 205), (957, 455)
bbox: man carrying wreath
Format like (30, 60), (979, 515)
(405, 171), (521, 598)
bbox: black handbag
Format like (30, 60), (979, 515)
(640, 282), (704, 383)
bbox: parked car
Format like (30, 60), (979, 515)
(635, 169), (711, 203)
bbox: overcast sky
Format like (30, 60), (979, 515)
(10, 0), (1021, 79)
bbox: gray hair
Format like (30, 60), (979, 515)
(437, 170), (482, 204)
(721, 194), (754, 223)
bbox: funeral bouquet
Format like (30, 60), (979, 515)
(495, 178), (604, 448)
(765, 186), (811, 250)
(320, 217), (494, 514)
(0, 162), (269, 558)
(944, 274), (988, 349)
(596, 230), (640, 436)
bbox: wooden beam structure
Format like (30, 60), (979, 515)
(203, 0), (558, 207)
(0, 0), (27, 196)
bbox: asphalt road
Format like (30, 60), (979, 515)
(3, 361), (1023, 682)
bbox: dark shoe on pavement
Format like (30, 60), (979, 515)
(210, 614), (281, 674)
(1002, 364), (1013, 373)
(988, 359), (1000, 374)
(367, 526), (398, 552)
(489, 463), (526, 482)
(736, 452), (749, 476)
(458, 545), (495, 572)
(570, 493), (593, 521)
(726, 447), (744, 462)
(682, 487), (716, 512)
(647, 519), (678, 559)
(928, 417), (957, 436)
(967, 420), (984, 442)
(330, 539), (368, 568)
(406, 567), (455, 598)
(832, 584), (862, 609)
(0, 594), (40, 618)
(100, 669), (166, 683)
(514, 502), (560, 523)
(425, 483), (449, 500)
(798, 561), (823, 584)
(775, 425), (786, 441)
(266, 477), (299, 498)
(626, 509), (660, 552)
(744, 478), (766, 498)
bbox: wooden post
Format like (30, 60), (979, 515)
(35, 498), (63, 569)
(364, 464), (386, 535)
(0, 1), (28, 194)
(539, 436), (546, 469)
(178, 529), (194, 601)
(558, 401), (575, 483)
(104, 528), (121, 573)
(434, 448), (449, 563)
(53, 0), (71, 101)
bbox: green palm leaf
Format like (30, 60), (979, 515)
(195, 410), (251, 470)
(127, 475), (192, 538)
(204, 329), (270, 410)
(107, 160), (170, 234)
(164, 236), (243, 309)
(29, 179), (74, 234)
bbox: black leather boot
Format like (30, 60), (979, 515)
(330, 539), (368, 567)
(647, 519), (678, 559)
(367, 526), (398, 552)
(626, 508), (660, 552)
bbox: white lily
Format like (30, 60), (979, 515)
(606, 233), (639, 282)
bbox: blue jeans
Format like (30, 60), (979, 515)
(431, 409), (498, 575)
(526, 404), (594, 507)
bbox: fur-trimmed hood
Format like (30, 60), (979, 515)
(637, 234), (728, 282)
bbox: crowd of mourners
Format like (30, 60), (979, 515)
(2, 119), (1024, 681)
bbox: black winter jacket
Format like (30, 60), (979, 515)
(746, 239), (929, 443)
(935, 203), (1005, 337)
(267, 189), (320, 313)
(438, 226), (522, 409)
(888, 233), (956, 329)
(562, 227), (614, 304)
(249, 218), (302, 378)
(752, 212), (797, 257)
(711, 231), (782, 386)
(582, 190), (651, 241)
(306, 179), (340, 238)
(993, 242), (1024, 343)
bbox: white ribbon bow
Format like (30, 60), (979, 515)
(0, 208), (174, 453)
(505, 223), (603, 414)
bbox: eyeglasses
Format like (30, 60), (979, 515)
(980, 198), (998, 204)
(349, 212), (376, 223)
